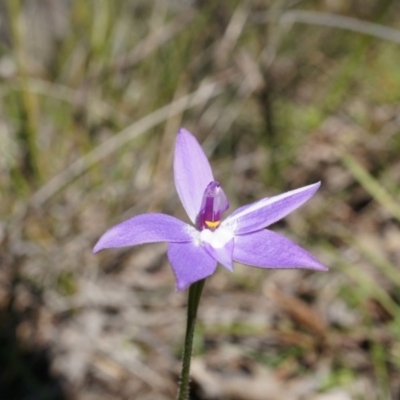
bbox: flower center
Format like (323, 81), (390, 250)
(198, 181), (229, 231)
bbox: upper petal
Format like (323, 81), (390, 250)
(93, 213), (194, 253)
(168, 242), (217, 290)
(233, 229), (327, 271)
(174, 128), (214, 224)
(222, 182), (321, 235)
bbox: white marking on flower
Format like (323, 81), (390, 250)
(200, 227), (234, 249)
(184, 225), (201, 246)
(220, 218), (238, 232)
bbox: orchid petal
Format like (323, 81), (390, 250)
(233, 229), (327, 271)
(168, 242), (217, 290)
(200, 228), (234, 271)
(174, 128), (214, 224)
(223, 182), (320, 235)
(93, 213), (194, 253)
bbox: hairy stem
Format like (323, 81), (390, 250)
(177, 278), (206, 400)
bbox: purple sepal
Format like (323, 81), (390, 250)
(224, 182), (321, 235)
(233, 229), (327, 271)
(174, 129), (214, 224)
(168, 242), (217, 290)
(93, 213), (193, 253)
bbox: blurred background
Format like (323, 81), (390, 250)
(1, 0), (400, 399)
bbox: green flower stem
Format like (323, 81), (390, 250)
(177, 278), (206, 400)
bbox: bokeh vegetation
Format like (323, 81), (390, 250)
(1, 0), (400, 399)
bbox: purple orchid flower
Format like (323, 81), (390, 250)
(93, 128), (327, 290)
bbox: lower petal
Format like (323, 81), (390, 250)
(200, 228), (234, 271)
(168, 242), (217, 291)
(233, 230), (327, 271)
(203, 239), (234, 271)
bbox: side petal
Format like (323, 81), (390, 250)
(223, 182), (320, 235)
(168, 242), (217, 290)
(174, 128), (214, 224)
(233, 229), (327, 271)
(93, 213), (194, 253)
